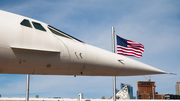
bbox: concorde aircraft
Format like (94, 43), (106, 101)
(0, 10), (168, 76)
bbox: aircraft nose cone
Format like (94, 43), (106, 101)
(117, 57), (168, 76)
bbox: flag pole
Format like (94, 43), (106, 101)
(112, 26), (116, 101)
(26, 74), (30, 101)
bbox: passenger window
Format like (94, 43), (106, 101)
(32, 22), (46, 31)
(20, 19), (32, 28)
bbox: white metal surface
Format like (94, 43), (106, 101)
(0, 10), (168, 76)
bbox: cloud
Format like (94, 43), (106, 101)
(0, 0), (180, 99)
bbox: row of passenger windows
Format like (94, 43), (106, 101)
(20, 19), (46, 31)
(20, 19), (84, 43)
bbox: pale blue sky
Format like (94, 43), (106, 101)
(0, 0), (180, 99)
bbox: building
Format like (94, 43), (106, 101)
(121, 83), (133, 99)
(137, 81), (164, 99)
(165, 94), (180, 99)
(116, 85), (130, 99)
(176, 82), (180, 95)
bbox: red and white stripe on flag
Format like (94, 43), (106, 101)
(117, 40), (144, 58)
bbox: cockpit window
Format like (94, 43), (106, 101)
(32, 22), (46, 31)
(48, 26), (70, 39)
(48, 25), (84, 43)
(20, 19), (32, 28)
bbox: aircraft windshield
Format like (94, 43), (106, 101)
(48, 25), (84, 43)
(20, 19), (32, 28)
(32, 22), (46, 31)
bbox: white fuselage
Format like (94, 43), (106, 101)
(0, 10), (167, 76)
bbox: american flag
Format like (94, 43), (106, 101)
(116, 35), (144, 58)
